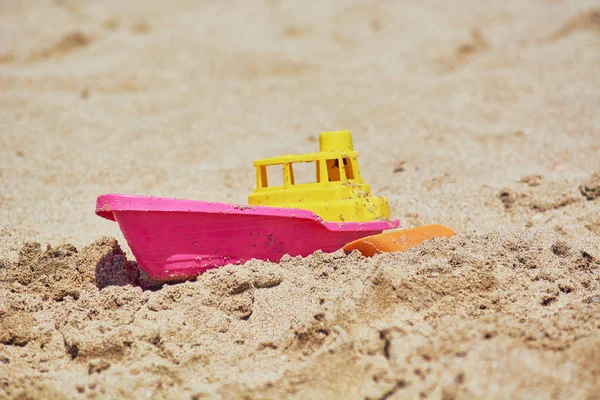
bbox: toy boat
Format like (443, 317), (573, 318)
(96, 130), (399, 282)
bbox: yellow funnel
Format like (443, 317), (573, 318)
(319, 130), (354, 152)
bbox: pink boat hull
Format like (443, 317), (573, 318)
(96, 194), (399, 281)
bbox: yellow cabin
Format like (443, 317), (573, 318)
(247, 130), (391, 223)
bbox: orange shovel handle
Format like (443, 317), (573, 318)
(343, 224), (457, 257)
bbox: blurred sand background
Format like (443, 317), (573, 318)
(1, 0), (600, 398)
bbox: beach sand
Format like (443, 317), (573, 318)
(1, 1), (600, 398)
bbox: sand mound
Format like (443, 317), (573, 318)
(1, 238), (138, 301)
(2, 1), (600, 398)
(1, 229), (598, 399)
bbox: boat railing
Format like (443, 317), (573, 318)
(254, 154), (363, 189)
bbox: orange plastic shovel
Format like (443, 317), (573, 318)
(343, 224), (457, 257)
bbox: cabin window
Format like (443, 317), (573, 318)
(343, 157), (355, 180)
(258, 166), (268, 188)
(289, 162), (318, 185)
(326, 158), (342, 182)
(264, 164), (284, 187)
(316, 160), (325, 183)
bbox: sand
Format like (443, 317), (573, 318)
(1, 0), (600, 398)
